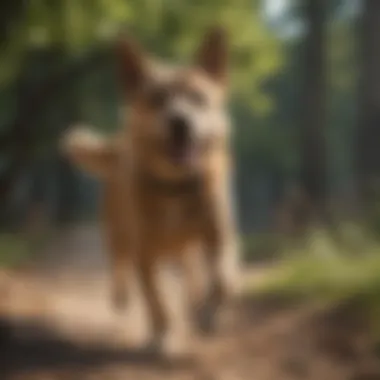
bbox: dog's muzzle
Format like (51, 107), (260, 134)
(167, 115), (196, 165)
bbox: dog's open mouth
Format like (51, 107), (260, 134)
(168, 140), (197, 166)
(166, 116), (198, 166)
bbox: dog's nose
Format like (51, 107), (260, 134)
(168, 115), (191, 144)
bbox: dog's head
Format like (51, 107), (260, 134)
(117, 27), (230, 179)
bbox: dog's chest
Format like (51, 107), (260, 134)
(161, 202), (182, 229)
(141, 193), (204, 247)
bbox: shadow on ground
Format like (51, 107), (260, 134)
(0, 316), (196, 379)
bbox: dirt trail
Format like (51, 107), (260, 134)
(0, 225), (378, 380)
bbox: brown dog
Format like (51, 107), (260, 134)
(62, 27), (239, 350)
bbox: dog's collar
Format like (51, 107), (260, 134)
(139, 171), (203, 196)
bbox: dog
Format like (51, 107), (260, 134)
(61, 27), (240, 351)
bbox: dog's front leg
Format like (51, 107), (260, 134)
(109, 249), (131, 312)
(199, 190), (240, 333)
(182, 245), (207, 331)
(103, 178), (132, 312)
(201, 230), (239, 332)
(137, 252), (169, 351)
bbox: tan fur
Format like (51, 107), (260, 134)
(61, 28), (239, 349)
(61, 126), (120, 178)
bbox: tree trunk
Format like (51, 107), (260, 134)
(354, 0), (380, 214)
(297, 0), (328, 228)
(0, 49), (107, 203)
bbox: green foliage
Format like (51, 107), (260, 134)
(0, 0), (365, 230)
(0, 0), (283, 113)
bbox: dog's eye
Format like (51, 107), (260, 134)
(187, 90), (207, 107)
(146, 88), (169, 109)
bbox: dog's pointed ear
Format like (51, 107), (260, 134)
(116, 34), (147, 97)
(196, 26), (228, 84)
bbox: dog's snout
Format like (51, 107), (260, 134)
(168, 115), (191, 143)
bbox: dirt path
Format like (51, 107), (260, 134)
(0, 225), (378, 380)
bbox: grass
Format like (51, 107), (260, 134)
(245, 226), (380, 337)
(252, 226), (380, 300)
(0, 233), (31, 268)
(0, 230), (52, 268)
(254, 253), (380, 303)
(243, 232), (284, 262)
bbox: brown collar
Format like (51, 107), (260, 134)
(139, 171), (203, 197)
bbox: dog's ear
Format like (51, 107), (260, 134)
(196, 26), (228, 84)
(116, 34), (147, 97)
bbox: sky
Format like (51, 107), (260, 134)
(263, 0), (304, 39)
(264, 0), (288, 19)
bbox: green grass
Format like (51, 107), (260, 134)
(245, 227), (380, 336)
(243, 232), (285, 262)
(251, 227), (379, 300)
(0, 230), (51, 268)
(254, 252), (380, 338)
(254, 253), (380, 303)
(0, 233), (31, 268)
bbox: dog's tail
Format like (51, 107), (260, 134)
(60, 125), (119, 179)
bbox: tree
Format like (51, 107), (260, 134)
(354, 0), (380, 216)
(297, 0), (328, 228)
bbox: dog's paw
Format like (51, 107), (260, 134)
(192, 281), (229, 335)
(145, 330), (196, 364)
(193, 306), (213, 335)
(192, 298), (220, 335)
